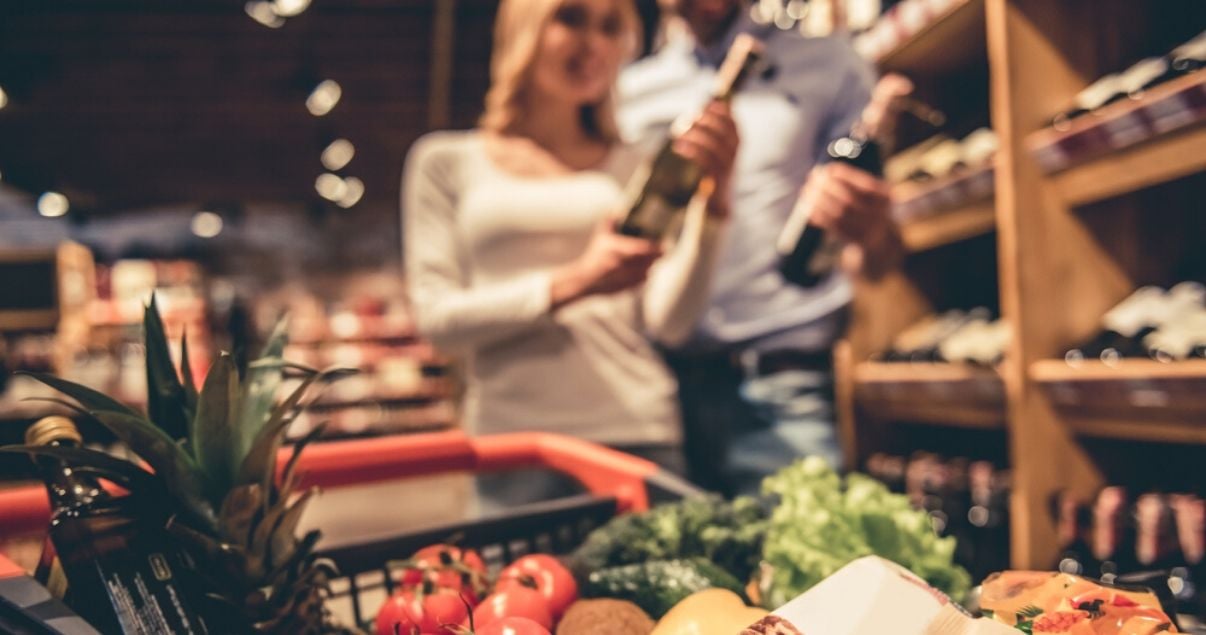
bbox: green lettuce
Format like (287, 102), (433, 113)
(760, 457), (971, 608)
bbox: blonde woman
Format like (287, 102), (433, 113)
(402, 0), (738, 502)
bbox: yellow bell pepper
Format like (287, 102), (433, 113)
(651, 589), (768, 635)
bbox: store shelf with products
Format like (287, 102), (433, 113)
(840, 0), (1206, 570)
(857, 0), (987, 77)
(853, 361), (1006, 429)
(1027, 70), (1206, 207)
(898, 198), (996, 253)
(1030, 359), (1206, 444)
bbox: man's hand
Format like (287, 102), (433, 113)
(796, 161), (903, 281)
(673, 100), (740, 220)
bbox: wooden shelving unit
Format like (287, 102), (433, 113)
(900, 199), (997, 252)
(853, 361), (1005, 428)
(877, 0), (988, 76)
(1048, 123), (1206, 207)
(839, 0), (1206, 569)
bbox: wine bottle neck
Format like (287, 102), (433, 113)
(37, 439), (111, 513)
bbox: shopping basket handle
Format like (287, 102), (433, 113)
(0, 431), (701, 535)
(288, 430), (702, 512)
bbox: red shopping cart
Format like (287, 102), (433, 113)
(0, 430), (700, 629)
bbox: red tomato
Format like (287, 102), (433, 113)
(472, 586), (553, 631)
(375, 587), (470, 635)
(398, 544), (488, 606)
(1032, 610), (1090, 633)
(474, 616), (551, 635)
(496, 555), (578, 619)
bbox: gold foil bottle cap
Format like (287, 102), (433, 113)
(25, 416), (84, 447)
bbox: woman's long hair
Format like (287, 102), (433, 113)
(479, 0), (641, 142)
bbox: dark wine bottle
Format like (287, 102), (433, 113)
(1093, 487), (1139, 580)
(775, 75), (926, 288)
(1066, 287), (1164, 364)
(1050, 73), (1125, 131)
(27, 416), (210, 634)
(1053, 490), (1098, 577)
(616, 34), (764, 240)
(1169, 30), (1206, 76)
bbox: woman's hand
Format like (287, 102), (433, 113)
(550, 220), (662, 309)
(673, 100), (740, 220)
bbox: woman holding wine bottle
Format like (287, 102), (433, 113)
(401, 0), (738, 505)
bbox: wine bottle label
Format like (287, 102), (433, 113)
(1074, 73), (1124, 111)
(776, 196), (814, 255)
(67, 544), (208, 635)
(1120, 57), (1170, 94)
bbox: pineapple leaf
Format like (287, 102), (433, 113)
(268, 486), (319, 572)
(180, 332), (199, 419)
(193, 353), (241, 502)
(0, 445), (160, 494)
(234, 357), (286, 475)
(278, 423), (327, 505)
(218, 483), (265, 548)
(230, 318), (290, 475)
(248, 488), (314, 578)
(260, 316), (290, 361)
(89, 410), (215, 530)
(18, 371), (143, 420)
(236, 367), (336, 491)
(145, 297), (191, 440)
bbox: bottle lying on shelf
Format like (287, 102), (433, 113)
(874, 307), (1009, 365)
(1065, 281), (1206, 364)
(1048, 29), (1206, 131)
(1169, 29), (1206, 77)
(892, 127), (998, 184)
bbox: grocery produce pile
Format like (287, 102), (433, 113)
(373, 457), (973, 634)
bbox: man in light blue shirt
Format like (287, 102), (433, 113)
(617, 0), (902, 494)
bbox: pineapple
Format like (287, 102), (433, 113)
(1, 298), (358, 634)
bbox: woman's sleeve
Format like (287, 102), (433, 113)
(402, 135), (553, 353)
(640, 193), (726, 346)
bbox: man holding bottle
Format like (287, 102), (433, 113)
(617, 0), (903, 495)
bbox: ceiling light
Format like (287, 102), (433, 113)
(306, 80), (341, 116)
(336, 177), (364, 208)
(315, 173), (347, 201)
(271, 0), (310, 17)
(0, 85), (8, 110)
(37, 192), (69, 217)
(191, 211), (224, 238)
(321, 138), (356, 171)
(245, 1), (285, 28)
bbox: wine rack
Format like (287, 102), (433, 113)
(838, 0), (1206, 569)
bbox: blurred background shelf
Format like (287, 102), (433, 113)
(899, 198), (997, 252)
(875, 0), (987, 77)
(853, 361), (1006, 428)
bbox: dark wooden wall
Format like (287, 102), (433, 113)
(0, 0), (497, 216)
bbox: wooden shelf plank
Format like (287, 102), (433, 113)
(1031, 360), (1206, 444)
(1031, 359), (1206, 382)
(900, 198), (996, 252)
(1050, 123), (1206, 207)
(1065, 418), (1206, 446)
(876, 0), (988, 77)
(853, 361), (1006, 428)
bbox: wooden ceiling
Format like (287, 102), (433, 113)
(0, 0), (497, 215)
